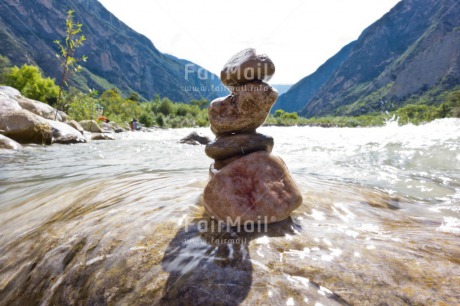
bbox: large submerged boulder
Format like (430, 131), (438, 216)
(0, 109), (52, 144)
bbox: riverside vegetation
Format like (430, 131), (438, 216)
(1, 55), (459, 129)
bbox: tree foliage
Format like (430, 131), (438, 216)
(65, 88), (98, 121)
(1, 64), (59, 102)
(54, 10), (87, 113)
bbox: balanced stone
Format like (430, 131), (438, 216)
(221, 48), (275, 88)
(211, 156), (241, 172)
(203, 151), (303, 223)
(205, 132), (274, 160)
(208, 82), (278, 135)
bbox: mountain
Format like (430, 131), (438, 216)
(277, 0), (460, 117)
(273, 42), (355, 113)
(0, 0), (225, 102)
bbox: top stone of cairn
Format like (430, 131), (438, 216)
(220, 48), (275, 88)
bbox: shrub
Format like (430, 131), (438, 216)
(156, 115), (165, 127)
(158, 98), (174, 116)
(66, 89), (98, 121)
(139, 113), (153, 127)
(2, 64), (59, 103)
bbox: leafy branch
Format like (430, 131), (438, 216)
(54, 10), (87, 119)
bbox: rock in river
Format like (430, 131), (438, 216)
(47, 120), (87, 144)
(220, 48), (275, 88)
(67, 120), (85, 135)
(208, 82), (278, 135)
(203, 151), (303, 224)
(180, 131), (211, 145)
(0, 134), (22, 150)
(205, 132), (274, 160)
(79, 120), (103, 133)
(91, 133), (115, 140)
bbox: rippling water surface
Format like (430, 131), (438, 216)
(0, 119), (459, 305)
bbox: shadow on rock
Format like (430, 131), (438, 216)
(160, 215), (299, 305)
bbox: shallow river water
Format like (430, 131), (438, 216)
(0, 119), (459, 305)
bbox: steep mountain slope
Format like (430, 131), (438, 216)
(0, 0), (225, 102)
(273, 42), (355, 113)
(278, 0), (460, 117)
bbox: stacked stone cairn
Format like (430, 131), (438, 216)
(203, 48), (303, 224)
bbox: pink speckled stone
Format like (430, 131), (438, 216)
(203, 151), (303, 224)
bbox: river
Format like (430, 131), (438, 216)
(0, 119), (459, 305)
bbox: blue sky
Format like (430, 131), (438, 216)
(98, 0), (400, 84)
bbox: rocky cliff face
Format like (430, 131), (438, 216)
(273, 42), (355, 113)
(0, 0), (225, 102)
(277, 0), (460, 117)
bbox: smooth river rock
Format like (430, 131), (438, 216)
(220, 48), (275, 88)
(79, 120), (103, 133)
(47, 120), (87, 144)
(0, 95), (22, 112)
(91, 133), (115, 140)
(0, 109), (52, 145)
(180, 131), (211, 145)
(209, 156), (242, 174)
(208, 82), (278, 135)
(203, 151), (303, 223)
(17, 97), (62, 121)
(67, 120), (85, 135)
(205, 132), (274, 160)
(0, 86), (21, 98)
(0, 134), (22, 150)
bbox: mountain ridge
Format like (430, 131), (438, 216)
(0, 0), (225, 102)
(276, 0), (460, 117)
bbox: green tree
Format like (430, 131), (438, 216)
(282, 111), (299, 120)
(2, 64), (59, 102)
(139, 113), (153, 127)
(158, 98), (174, 116)
(66, 88), (98, 121)
(190, 98), (209, 109)
(54, 10), (87, 117)
(156, 114), (165, 127)
(273, 109), (285, 118)
(127, 92), (140, 102)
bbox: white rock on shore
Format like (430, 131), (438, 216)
(0, 134), (23, 150)
(0, 86), (119, 148)
(46, 119), (87, 144)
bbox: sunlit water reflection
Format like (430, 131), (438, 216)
(0, 119), (459, 305)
